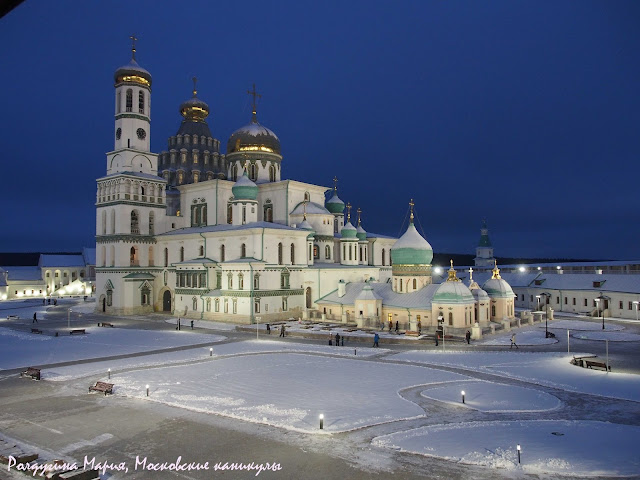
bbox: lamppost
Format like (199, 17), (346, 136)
(536, 295), (541, 312)
(634, 301), (639, 322)
(540, 292), (551, 337)
(595, 298), (602, 330)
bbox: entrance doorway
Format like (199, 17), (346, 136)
(163, 290), (172, 312)
(102, 297), (106, 312)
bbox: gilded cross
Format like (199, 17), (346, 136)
(468, 267), (474, 281)
(357, 207), (362, 226)
(303, 200), (308, 220)
(409, 198), (415, 221)
(130, 34), (137, 60)
(346, 202), (352, 222)
(192, 76), (198, 97)
(333, 176), (338, 192)
(450, 259), (454, 269)
(247, 83), (262, 117)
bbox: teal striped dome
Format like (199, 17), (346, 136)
(391, 222), (433, 265)
(326, 192), (345, 214)
(341, 221), (357, 239)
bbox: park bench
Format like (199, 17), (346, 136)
(88, 381), (114, 395)
(98, 322), (114, 327)
(0, 452), (39, 465)
(31, 328), (43, 334)
(404, 330), (421, 337)
(70, 329), (86, 335)
(20, 367), (40, 380)
(344, 328), (358, 332)
(546, 331), (556, 338)
(6, 315), (19, 320)
(585, 360), (611, 372)
(570, 355), (596, 367)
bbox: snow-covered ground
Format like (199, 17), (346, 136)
(373, 420), (640, 477)
(112, 353), (470, 433)
(480, 330), (557, 346)
(391, 351), (640, 401)
(545, 319), (624, 331)
(42, 340), (388, 381)
(571, 331), (640, 342)
(421, 380), (562, 412)
(0, 327), (225, 370)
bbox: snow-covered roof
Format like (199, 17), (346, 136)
(123, 272), (155, 280)
(391, 223), (432, 251)
(82, 248), (96, 265)
(1, 266), (43, 281)
(160, 221), (302, 237)
(356, 285), (381, 301)
(317, 282), (440, 309)
(221, 257), (266, 264)
(290, 201), (330, 216)
(98, 171), (164, 181)
(39, 254), (85, 268)
(174, 258), (218, 266)
(326, 193), (344, 204)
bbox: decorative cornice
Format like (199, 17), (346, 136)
(115, 113), (150, 121)
(96, 234), (157, 244)
(96, 267), (163, 274)
(96, 200), (167, 209)
(220, 288), (303, 298)
(175, 288), (209, 295)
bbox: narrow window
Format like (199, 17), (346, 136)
(278, 243), (283, 265)
(220, 244), (225, 262)
(290, 243), (295, 264)
(164, 248), (168, 267)
(381, 248), (385, 266)
(241, 243), (246, 258)
(269, 164), (275, 182)
(126, 89), (133, 112)
(199, 245), (204, 257)
(148, 246), (154, 266)
(130, 210), (139, 234)
(254, 274), (260, 289)
(180, 246), (184, 262)
(413, 278), (417, 290)
(138, 91), (145, 114)
(148, 211), (154, 235)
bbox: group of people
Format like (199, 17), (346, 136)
(265, 323), (287, 337)
(42, 298), (57, 306)
(329, 332), (345, 346)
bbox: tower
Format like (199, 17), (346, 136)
(325, 176), (345, 235)
(474, 219), (495, 267)
(390, 200), (433, 293)
(340, 203), (359, 266)
(96, 37), (166, 315)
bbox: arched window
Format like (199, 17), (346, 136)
(126, 89), (133, 112)
(110, 245), (115, 267)
(238, 273), (244, 289)
(359, 246), (363, 262)
(220, 244), (225, 262)
(130, 246), (138, 266)
(413, 278), (417, 290)
(227, 203), (233, 224)
(180, 246), (184, 262)
(193, 297), (198, 311)
(148, 246), (154, 266)
(264, 201), (273, 222)
(101, 246), (106, 267)
(304, 191), (310, 202)
(241, 243), (246, 258)
(164, 248), (168, 267)
(206, 298), (211, 312)
(199, 245), (204, 257)
(269, 164), (276, 182)
(130, 210), (139, 234)
(215, 298), (220, 312)
(290, 243), (295, 264)
(138, 91), (145, 114)
(325, 245), (331, 259)
(254, 274), (260, 289)
(399, 279), (402, 292)
(349, 245), (352, 261)
(448, 312), (453, 325)
(110, 210), (115, 234)
(202, 205), (207, 224)
(117, 91), (121, 114)
(231, 164), (238, 181)
(101, 211), (106, 235)
(228, 273), (233, 289)
(491, 305), (496, 317)
(313, 244), (319, 259)
(249, 163), (257, 181)
(149, 212), (155, 235)
(278, 243), (283, 265)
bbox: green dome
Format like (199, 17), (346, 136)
(326, 192), (345, 214)
(391, 222), (433, 265)
(432, 281), (475, 304)
(341, 221), (357, 239)
(356, 224), (367, 241)
(231, 171), (258, 200)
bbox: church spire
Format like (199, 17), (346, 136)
(492, 259), (502, 279)
(130, 34), (137, 60)
(409, 198), (415, 223)
(447, 259), (460, 282)
(247, 83), (262, 123)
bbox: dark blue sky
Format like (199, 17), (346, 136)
(1, 1), (639, 259)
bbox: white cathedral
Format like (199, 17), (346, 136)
(95, 42), (515, 334)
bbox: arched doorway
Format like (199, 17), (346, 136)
(163, 290), (172, 312)
(305, 287), (312, 309)
(102, 297), (106, 312)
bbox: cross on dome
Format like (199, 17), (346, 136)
(492, 259), (502, 279)
(333, 176), (338, 192)
(303, 200), (308, 221)
(346, 202), (352, 222)
(192, 76), (198, 97)
(357, 207), (362, 226)
(130, 34), (137, 60)
(447, 259), (460, 282)
(468, 267), (474, 282)
(409, 198), (415, 222)
(247, 83), (262, 122)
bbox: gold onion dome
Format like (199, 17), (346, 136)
(180, 77), (209, 123)
(227, 115), (281, 155)
(114, 36), (152, 87)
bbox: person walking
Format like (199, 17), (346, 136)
(33, 313), (38, 323)
(395, 321), (399, 334)
(417, 319), (422, 335)
(373, 332), (380, 348)
(435, 331), (439, 346)
(335, 332), (341, 346)
(280, 324), (286, 337)
(388, 319), (393, 332)
(328, 332), (332, 345)
(190, 320), (194, 330)
(510, 333), (518, 349)
(266, 323), (271, 334)
(465, 330), (471, 344)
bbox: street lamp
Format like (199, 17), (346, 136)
(536, 295), (540, 312)
(540, 292), (551, 337)
(634, 301), (639, 322)
(595, 298), (602, 329)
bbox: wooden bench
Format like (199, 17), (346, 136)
(70, 329), (86, 335)
(571, 355), (596, 367)
(31, 328), (43, 334)
(585, 360), (611, 372)
(20, 367), (41, 380)
(98, 322), (114, 327)
(89, 381), (114, 395)
(6, 315), (19, 320)
(546, 331), (556, 338)
(404, 330), (421, 337)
